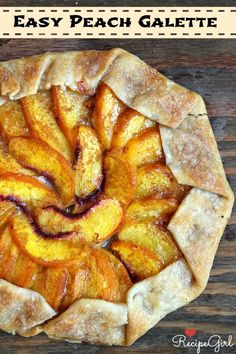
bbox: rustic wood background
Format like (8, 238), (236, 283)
(0, 1), (235, 353)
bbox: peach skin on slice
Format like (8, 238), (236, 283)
(32, 267), (68, 310)
(111, 108), (156, 148)
(104, 150), (137, 206)
(0, 173), (62, 209)
(92, 83), (125, 150)
(9, 136), (75, 206)
(135, 163), (185, 199)
(74, 126), (103, 199)
(10, 211), (89, 267)
(0, 138), (35, 176)
(117, 222), (181, 267)
(35, 198), (123, 243)
(21, 92), (73, 162)
(0, 100), (29, 143)
(126, 197), (178, 224)
(111, 240), (162, 280)
(125, 126), (164, 167)
(52, 86), (91, 149)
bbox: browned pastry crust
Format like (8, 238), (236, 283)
(103, 51), (199, 128)
(126, 258), (198, 344)
(44, 299), (127, 345)
(0, 279), (55, 335)
(159, 96), (231, 198)
(0, 49), (233, 345)
(0, 49), (122, 103)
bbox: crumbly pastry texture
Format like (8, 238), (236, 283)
(0, 48), (233, 346)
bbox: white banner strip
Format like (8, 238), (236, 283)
(0, 7), (235, 38)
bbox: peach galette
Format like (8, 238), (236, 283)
(0, 49), (233, 346)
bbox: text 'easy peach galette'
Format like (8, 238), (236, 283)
(0, 49), (233, 346)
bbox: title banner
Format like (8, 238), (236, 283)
(0, 7), (235, 38)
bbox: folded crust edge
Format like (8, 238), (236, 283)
(43, 299), (127, 346)
(0, 279), (56, 335)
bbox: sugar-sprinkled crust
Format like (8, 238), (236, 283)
(0, 49), (122, 102)
(103, 51), (199, 128)
(44, 299), (127, 345)
(126, 259), (198, 345)
(159, 96), (231, 198)
(0, 49), (233, 345)
(168, 188), (233, 289)
(0, 279), (56, 335)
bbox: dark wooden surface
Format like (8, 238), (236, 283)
(0, 1), (235, 353)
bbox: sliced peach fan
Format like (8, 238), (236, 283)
(0, 82), (189, 312)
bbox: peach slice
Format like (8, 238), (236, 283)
(104, 150), (137, 206)
(92, 83), (125, 150)
(117, 222), (181, 266)
(103, 250), (133, 302)
(0, 100), (29, 142)
(85, 249), (120, 302)
(52, 86), (92, 149)
(10, 251), (40, 289)
(32, 267), (68, 310)
(62, 249), (132, 307)
(135, 163), (185, 199)
(125, 127), (163, 167)
(112, 108), (156, 148)
(0, 221), (40, 289)
(35, 198), (123, 243)
(0, 173), (62, 209)
(74, 126), (103, 199)
(60, 265), (88, 310)
(9, 137), (75, 206)
(126, 197), (178, 224)
(0, 138), (35, 176)
(111, 240), (162, 280)
(10, 211), (88, 267)
(21, 92), (73, 162)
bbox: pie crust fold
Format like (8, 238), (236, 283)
(126, 258), (197, 345)
(0, 49), (233, 346)
(44, 299), (127, 346)
(0, 279), (56, 335)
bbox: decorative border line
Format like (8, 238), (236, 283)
(0, 7), (235, 38)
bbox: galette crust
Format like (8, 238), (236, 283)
(0, 49), (122, 103)
(168, 188), (233, 289)
(126, 258), (199, 345)
(0, 49), (233, 345)
(159, 96), (231, 198)
(44, 299), (127, 346)
(103, 51), (199, 128)
(0, 279), (56, 335)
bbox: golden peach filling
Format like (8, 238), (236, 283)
(0, 83), (190, 310)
